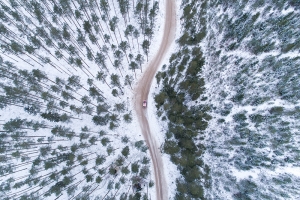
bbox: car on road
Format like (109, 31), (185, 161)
(143, 100), (147, 107)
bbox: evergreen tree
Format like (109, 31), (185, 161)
(129, 61), (139, 78)
(135, 54), (144, 72)
(124, 74), (134, 89)
(119, 41), (130, 63)
(110, 74), (123, 93)
(142, 40), (150, 61)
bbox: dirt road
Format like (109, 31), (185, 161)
(134, 0), (176, 199)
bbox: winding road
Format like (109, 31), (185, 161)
(134, 0), (176, 199)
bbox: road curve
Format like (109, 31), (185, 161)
(134, 0), (176, 200)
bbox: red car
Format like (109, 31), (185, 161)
(143, 100), (147, 107)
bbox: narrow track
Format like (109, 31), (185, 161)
(134, 1), (176, 199)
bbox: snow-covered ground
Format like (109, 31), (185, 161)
(202, 0), (300, 199)
(0, 0), (180, 199)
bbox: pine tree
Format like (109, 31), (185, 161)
(124, 74), (133, 89)
(142, 40), (150, 61)
(96, 71), (111, 88)
(110, 73), (123, 93)
(124, 24), (135, 49)
(113, 59), (123, 77)
(112, 89), (121, 99)
(114, 50), (124, 64)
(114, 102), (126, 113)
(135, 54), (144, 72)
(119, 41), (130, 64)
(129, 61), (139, 78)
(109, 16), (120, 45)
(95, 52), (109, 72)
(133, 28), (140, 52)
(120, 146), (129, 158)
(123, 113), (132, 123)
(41, 112), (60, 122)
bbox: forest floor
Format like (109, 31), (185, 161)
(133, 0), (177, 199)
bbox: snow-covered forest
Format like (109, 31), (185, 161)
(2, 0), (300, 199)
(155, 0), (300, 199)
(0, 0), (161, 199)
